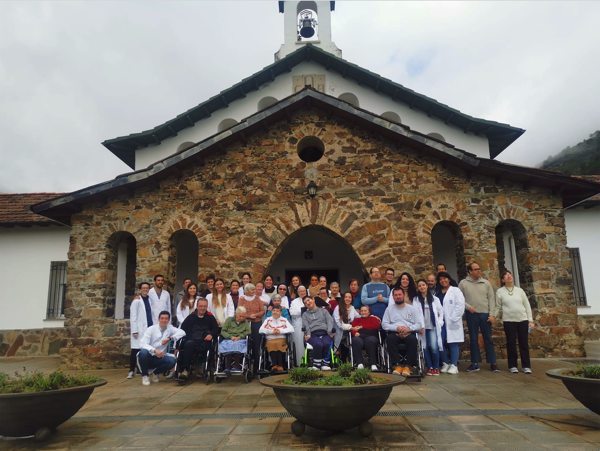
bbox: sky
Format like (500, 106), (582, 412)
(1, 1), (599, 193)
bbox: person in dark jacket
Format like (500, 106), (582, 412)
(433, 264), (458, 294)
(178, 298), (219, 380)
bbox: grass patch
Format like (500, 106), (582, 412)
(280, 364), (389, 386)
(0, 369), (100, 394)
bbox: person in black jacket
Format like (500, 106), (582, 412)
(178, 298), (219, 380)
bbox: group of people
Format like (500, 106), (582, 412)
(127, 263), (534, 385)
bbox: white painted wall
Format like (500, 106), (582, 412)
(565, 208), (600, 315)
(268, 228), (364, 290)
(431, 224), (459, 281)
(135, 61), (490, 170)
(0, 226), (70, 329)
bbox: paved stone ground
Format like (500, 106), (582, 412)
(1, 344), (599, 450)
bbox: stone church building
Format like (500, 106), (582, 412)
(19, 1), (600, 367)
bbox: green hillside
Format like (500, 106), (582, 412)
(539, 131), (600, 175)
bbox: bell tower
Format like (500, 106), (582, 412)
(275, 1), (342, 61)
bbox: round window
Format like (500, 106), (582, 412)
(297, 136), (324, 163)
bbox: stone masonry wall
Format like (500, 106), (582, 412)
(60, 109), (582, 368)
(0, 328), (65, 358)
(578, 315), (600, 341)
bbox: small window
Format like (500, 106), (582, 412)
(297, 136), (324, 163)
(47, 261), (67, 318)
(338, 93), (359, 107)
(569, 248), (587, 306)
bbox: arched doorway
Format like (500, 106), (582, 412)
(266, 226), (367, 289)
(431, 221), (467, 282)
(495, 219), (533, 297)
(168, 230), (199, 297)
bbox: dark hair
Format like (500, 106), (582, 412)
(339, 291), (353, 324)
(416, 278), (434, 312)
(263, 274), (274, 282)
(272, 305), (282, 312)
(385, 268), (395, 274)
(467, 262), (480, 272)
(436, 263), (446, 271)
(255, 281), (264, 288)
(302, 296), (312, 305)
(183, 278), (192, 284)
(230, 279), (240, 288)
(360, 304), (372, 314)
(392, 286), (405, 295)
(181, 284), (197, 310)
(139, 282), (150, 290)
(196, 297), (208, 305)
(158, 310), (171, 319)
(206, 274), (216, 282)
(500, 270), (512, 286)
(289, 275), (302, 299)
(369, 267), (379, 274)
(436, 271), (451, 285)
(154, 274), (164, 281)
(310, 273), (319, 281)
(349, 278), (359, 286)
(395, 272), (418, 300)
(242, 272), (252, 280)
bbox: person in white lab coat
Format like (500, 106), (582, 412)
(437, 272), (465, 375)
(206, 278), (235, 327)
(289, 285), (308, 366)
(138, 311), (186, 386)
(128, 282), (153, 379)
(148, 274), (171, 325)
(176, 283), (198, 326)
(411, 279), (444, 376)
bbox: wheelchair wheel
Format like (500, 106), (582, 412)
(245, 371), (253, 383)
(214, 375), (223, 384)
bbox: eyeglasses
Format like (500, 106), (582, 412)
(471, 268), (482, 271)
(371, 270), (380, 274)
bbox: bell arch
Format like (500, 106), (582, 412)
(338, 92), (360, 107)
(495, 219), (533, 298)
(105, 231), (137, 319)
(258, 96), (278, 112)
(218, 118), (238, 132)
(431, 221), (467, 282)
(381, 111), (401, 123)
(264, 225), (369, 289)
(427, 132), (446, 142)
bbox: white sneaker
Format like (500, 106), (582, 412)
(447, 364), (459, 374)
(321, 365), (331, 371)
(371, 365), (378, 371)
(127, 371), (134, 379)
(310, 366), (320, 371)
(509, 367), (519, 373)
(166, 371), (174, 379)
(523, 368), (532, 374)
(357, 364), (364, 370)
(440, 362), (450, 373)
(142, 376), (150, 386)
(152, 374), (160, 383)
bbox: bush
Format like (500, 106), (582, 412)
(288, 367), (322, 384)
(0, 370), (100, 394)
(337, 362), (353, 378)
(350, 368), (372, 385)
(569, 364), (600, 379)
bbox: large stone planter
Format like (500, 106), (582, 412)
(260, 373), (404, 436)
(0, 379), (107, 440)
(546, 368), (600, 415)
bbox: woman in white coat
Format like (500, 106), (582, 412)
(437, 271), (465, 374)
(206, 278), (235, 327)
(176, 283), (198, 326)
(412, 279), (444, 376)
(289, 285), (308, 366)
(333, 291), (359, 360)
(128, 282), (153, 379)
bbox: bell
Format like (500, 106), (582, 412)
(300, 18), (315, 38)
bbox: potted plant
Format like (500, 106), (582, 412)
(0, 370), (106, 441)
(259, 363), (404, 436)
(546, 364), (600, 415)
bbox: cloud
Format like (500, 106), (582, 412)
(1, 1), (599, 193)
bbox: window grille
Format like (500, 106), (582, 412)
(568, 248), (587, 306)
(47, 261), (67, 318)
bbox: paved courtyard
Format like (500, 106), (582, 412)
(1, 343), (599, 450)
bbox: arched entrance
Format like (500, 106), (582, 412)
(266, 226), (368, 289)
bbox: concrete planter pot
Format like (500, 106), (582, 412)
(546, 368), (600, 415)
(260, 373), (404, 436)
(0, 379), (107, 441)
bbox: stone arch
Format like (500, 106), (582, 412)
(338, 92), (360, 107)
(177, 142), (196, 153)
(381, 111), (401, 123)
(218, 118), (238, 132)
(264, 224), (369, 286)
(427, 132), (446, 143)
(495, 219), (534, 299)
(431, 220), (467, 282)
(167, 229), (199, 298)
(105, 231), (137, 319)
(257, 96), (278, 112)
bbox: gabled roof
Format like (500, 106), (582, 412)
(33, 88), (598, 225)
(103, 44), (525, 169)
(564, 175), (600, 209)
(0, 193), (66, 227)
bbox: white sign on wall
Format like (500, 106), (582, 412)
(293, 74), (326, 93)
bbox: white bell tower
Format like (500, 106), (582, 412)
(275, 1), (342, 61)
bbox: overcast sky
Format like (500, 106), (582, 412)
(1, 1), (599, 193)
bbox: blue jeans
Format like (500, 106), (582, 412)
(138, 349), (176, 376)
(423, 329), (439, 369)
(439, 325), (459, 366)
(439, 324), (449, 364)
(466, 311), (496, 364)
(307, 334), (333, 362)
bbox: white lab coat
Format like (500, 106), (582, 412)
(440, 286), (465, 343)
(130, 298), (151, 349)
(148, 287), (171, 325)
(176, 299), (197, 327)
(412, 296), (445, 351)
(206, 293), (235, 326)
(140, 324), (186, 356)
(289, 296), (306, 366)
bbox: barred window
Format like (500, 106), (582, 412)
(569, 248), (587, 306)
(47, 261), (67, 318)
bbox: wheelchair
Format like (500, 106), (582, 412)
(213, 334), (253, 384)
(257, 333), (296, 379)
(172, 336), (215, 385)
(300, 330), (339, 370)
(382, 331), (427, 381)
(348, 330), (387, 372)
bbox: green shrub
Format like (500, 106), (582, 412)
(316, 374), (346, 386)
(570, 364), (600, 379)
(0, 370), (100, 394)
(288, 367), (322, 384)
(337, 362), (353, 378)
(350, 368), (372, 385)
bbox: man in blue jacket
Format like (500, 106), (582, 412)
(360, 267), (390, 320)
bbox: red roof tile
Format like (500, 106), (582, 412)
(0, 193), (67, 225)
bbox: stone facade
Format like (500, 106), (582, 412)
(578, 315), (600, 341)
(60, 109), (582, 368)
(0, 328), (65, 358)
